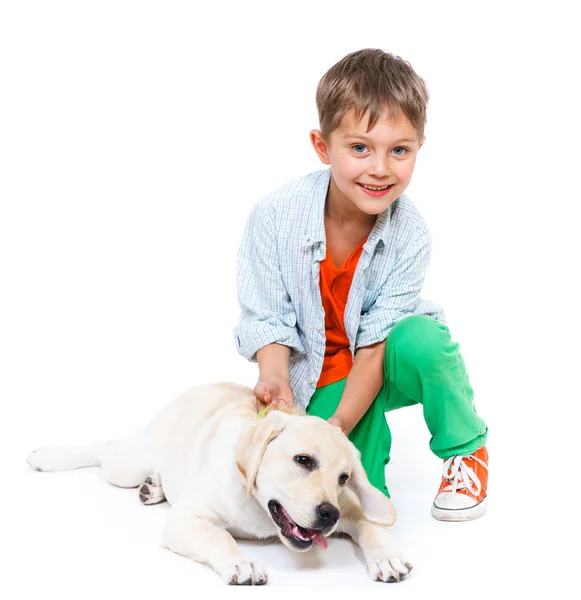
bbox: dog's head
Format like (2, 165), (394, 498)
(235, 410), (396, 552)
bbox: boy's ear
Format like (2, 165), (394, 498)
(310, 129), (331, 165)
(419, 135), (426, 149)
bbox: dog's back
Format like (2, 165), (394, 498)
(146, 383), (258, 503)
(26, 382), (258, 505)
(146, 382), (256, 456)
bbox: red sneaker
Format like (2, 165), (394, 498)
(431, 446), (488, 521)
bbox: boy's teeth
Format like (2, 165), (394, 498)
(361, 184), (390, 191)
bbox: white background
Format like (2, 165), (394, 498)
(1, 1), (579, 598)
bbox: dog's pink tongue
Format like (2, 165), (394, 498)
(313, 532), (328, 550)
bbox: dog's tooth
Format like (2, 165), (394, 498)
(291, 525), (309, 541)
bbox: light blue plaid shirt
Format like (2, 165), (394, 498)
(234, 168), (445, 410)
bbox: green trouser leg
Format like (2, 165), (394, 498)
(307, 315), (488, 497)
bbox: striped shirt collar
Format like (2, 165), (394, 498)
(304, 168), (394, 251)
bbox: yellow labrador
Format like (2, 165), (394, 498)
(26, 382), (412, 585)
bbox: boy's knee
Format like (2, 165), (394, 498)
(387, 315), (450, 369)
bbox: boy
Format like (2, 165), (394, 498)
(234, 49), (488, 521)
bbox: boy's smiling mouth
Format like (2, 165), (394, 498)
(357, 182), (394, 197)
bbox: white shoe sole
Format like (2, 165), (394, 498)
(431, 496), (488, 522)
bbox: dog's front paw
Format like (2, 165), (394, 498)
(366, 552), (413, 583)
(218, 561), (268, 585)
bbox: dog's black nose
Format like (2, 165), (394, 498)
(317, 502), (340, 528)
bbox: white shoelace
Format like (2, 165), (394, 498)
(441, 454), (488, 496)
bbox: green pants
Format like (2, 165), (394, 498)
(306, 315), (488, 497)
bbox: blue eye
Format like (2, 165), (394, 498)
(392, 147), (408, 156)
(352, 144), (368, 153)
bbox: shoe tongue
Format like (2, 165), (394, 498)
(313, 531), (328, 550)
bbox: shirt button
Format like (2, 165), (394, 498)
(308, 375), (315, 384)
(316, 322), (323, 331)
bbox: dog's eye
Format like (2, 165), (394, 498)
(294, 455), (315, 470)
(339, 473), (349, 486)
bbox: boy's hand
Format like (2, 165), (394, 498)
(254, 378), (294, 408)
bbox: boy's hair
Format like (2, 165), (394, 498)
(316, 48), (429, 140)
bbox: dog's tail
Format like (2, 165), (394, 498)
(26, 441), (113, 472)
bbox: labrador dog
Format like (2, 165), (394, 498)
(26, 382), (412, 585)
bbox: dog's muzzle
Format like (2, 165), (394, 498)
(268, 500), (339, 551)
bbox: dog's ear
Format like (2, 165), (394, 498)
(347, 449), (397, 526)
(236, 412), (286, 496)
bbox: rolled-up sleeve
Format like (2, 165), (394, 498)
(233, 202), (305, 362)
(356, 230), (432, 349)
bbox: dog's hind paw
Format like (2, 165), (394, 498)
(219, 561), (268, 585)
(139, 473), (166, 505)
(366, 553), (413, 583)
(26, 446), (81, 472)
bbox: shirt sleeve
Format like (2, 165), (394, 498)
(356, 230), (434, 349)
(233, 201), (305, 362)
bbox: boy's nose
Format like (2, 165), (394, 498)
(368, 156), (390, 177)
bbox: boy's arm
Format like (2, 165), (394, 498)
(234, 202), (304, 362)
(328, 341), (385, 435)
(254, 343), (295, 406)
(356, 229), (444, 350)
(234, 201), (301, 406)
(256, 343), (291, 383)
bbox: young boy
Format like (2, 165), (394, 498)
(234, 49), (488, 521)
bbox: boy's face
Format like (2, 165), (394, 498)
(310, 108), (425, 218)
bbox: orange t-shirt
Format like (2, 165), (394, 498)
(317, 238), (367, 388)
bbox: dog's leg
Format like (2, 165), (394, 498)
(27, 426), (155, 489)
(337, 493), (413, 583)
(139, 473), (167, 505)
(26, 441), (112, 472)
(161, 505), (268, 585)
